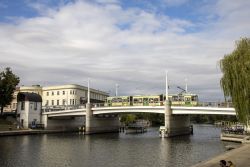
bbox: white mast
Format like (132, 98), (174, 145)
(115, 83), (119, 96)
(185, 78), (188, 93)
(87, 78), (90, 104)
(166, 70), (168, 101)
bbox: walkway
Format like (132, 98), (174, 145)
(191, 144), (250, 167)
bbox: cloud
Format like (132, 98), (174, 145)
(163, 0), (189, 7)
(0, 0), (250, 101)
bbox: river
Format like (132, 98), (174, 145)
(0, 124), (239, 167)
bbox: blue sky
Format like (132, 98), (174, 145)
(0, 0), (250, 100)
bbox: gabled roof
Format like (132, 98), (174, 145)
(17, 92), (42, 102)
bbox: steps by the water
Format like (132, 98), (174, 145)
(0, 118), (17, 131)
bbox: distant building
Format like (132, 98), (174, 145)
(4, 84), (109, 112)
(42, 84), (108, 106)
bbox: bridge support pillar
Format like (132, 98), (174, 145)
(164, 101), (191, 137)
(41, 114), (48, 129)
(85, 103), (119, 134)
(85, 103), (92, 134)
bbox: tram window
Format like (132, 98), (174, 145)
(154, 98), (158, 102)
(149, 98), (154, 103)
(138, 98), (142, 103)
(179, 96), (184, 101)
(185, 97), (191, 101)
(172, 96), (178, 101)
(192, 96), (197, 101)
(134, 98), (139, 103)
(143, 98), (148, 102)
(112, 98), (117, 102)
(117, 98), (122, 102)
(122, 99), (128, 102)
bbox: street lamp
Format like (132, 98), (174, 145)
(115, 83), (119, 96)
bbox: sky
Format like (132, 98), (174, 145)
(0, 0), (250, 101)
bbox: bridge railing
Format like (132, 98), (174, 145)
(92, 101), (234, 108)
(42, 105), (86, 112)
(197, 102), (233, 108)
(42, 101), (234, 112)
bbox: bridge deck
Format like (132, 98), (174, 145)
(42, 106), (236, 117)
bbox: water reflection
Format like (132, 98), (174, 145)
(0, 125), (239, 167)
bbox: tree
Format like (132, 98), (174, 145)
(220, 38), (250, 125)
(0, 67), (20, 116)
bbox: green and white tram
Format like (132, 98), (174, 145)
(168, 93), (198, 106)
(105, 96), (132, 107)
(105, 93), (198, 107)
(132, 95), (163, 106)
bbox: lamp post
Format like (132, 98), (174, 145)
(166, 70), (168, 100)
(87, 78), (90, 104)
(115, 83), (119, 96)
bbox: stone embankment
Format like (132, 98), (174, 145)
(0, 129), (75, 136)
(191, 144), (250, 167)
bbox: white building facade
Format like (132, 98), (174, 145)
(42, 84), (109, 106)
(5, 84), (109, 112)
(17, 92), (42, 129)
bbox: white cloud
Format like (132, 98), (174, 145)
(163, 0), (189, 7)
(0, 0), (250, 100)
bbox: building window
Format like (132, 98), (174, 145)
(34, 102), (37, 110)
(47, 92), (49, 96)
(52, 91), (54, 96)
(52, 100), (54, 106)
(72, 99), (74, 105)
(63, 91), (65, 95)
(21, 102), (25, 110)
(70, 99), (72, 105)
(63, 99), (66, 105)
(12, 103), (16, 109)
(57, 91), (60, 95)
(75, 90), (77, 95)
(57, 100), (59, 105)
(70, 90), (72, 95)
(46, 100), (49, 106)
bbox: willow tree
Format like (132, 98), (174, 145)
(220, 38), (250, 125)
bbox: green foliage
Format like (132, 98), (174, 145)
(120, 113), (164, 126)
(0, 67), (20, 115)
(220, 38), (250, 125)
(190, 115), (237, 124)
(120, 114), (137, 125)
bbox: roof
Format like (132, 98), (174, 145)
(17, 92), (42, 102)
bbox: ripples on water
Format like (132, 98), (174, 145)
(0, 124), (239, 167)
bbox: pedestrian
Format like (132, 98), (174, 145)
(220, 160), (227, 167)
(227, 161), (235, 167)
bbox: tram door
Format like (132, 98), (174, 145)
(143, 98), (149, 106)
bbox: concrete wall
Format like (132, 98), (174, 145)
(85, 115), (120, 134)
(45, 116), (85, 130)
(165, 100), (191, 137)
(168, 115), (190, 136)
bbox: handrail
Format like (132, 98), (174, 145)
(42, 101), (234, 112)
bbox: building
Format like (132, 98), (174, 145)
(3, 85), (43, 113)
(4, 84), (109, 112)
(17, 92), (42, 129)
(42, 84), (108, 106)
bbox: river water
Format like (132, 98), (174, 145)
(0, 124), (238, 167)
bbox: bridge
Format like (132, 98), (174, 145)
(39, 74), (237, 137)
(40, 103), (236, 137)
(42, 105), (236, 117)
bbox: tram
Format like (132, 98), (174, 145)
(105, 93), (198, 107)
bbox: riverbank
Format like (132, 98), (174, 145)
(0, 129), (76, 136)
(191, 144), (250, 167)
